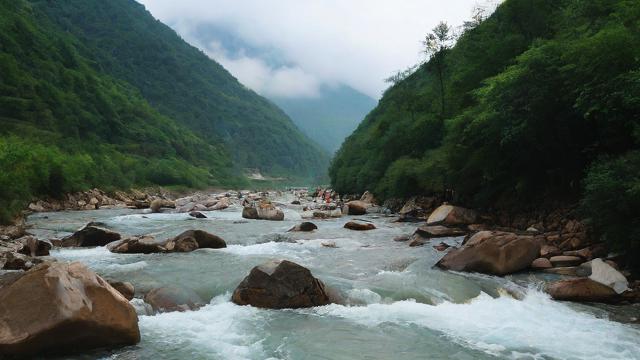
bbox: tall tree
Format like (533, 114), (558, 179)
(422, 21), (453, 117)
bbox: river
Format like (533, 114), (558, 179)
(26, 193), (640, 360)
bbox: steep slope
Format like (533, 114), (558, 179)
(272, 85), (377, 153)
(0, 0), (238, 221)
(330, 0), (640, 265)
(32, 0), (329, 178)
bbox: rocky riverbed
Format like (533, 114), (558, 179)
(1, 189), (640, 359)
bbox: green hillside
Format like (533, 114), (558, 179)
(330, 0), (639, 261)
(0, 0), (327, 222)
(32, 0), (328, 177)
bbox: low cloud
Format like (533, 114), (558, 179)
(140, 0), (484, 99)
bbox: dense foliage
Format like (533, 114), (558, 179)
(32, 0), (328, 178)
(330, 0), (640, 263)
(0, 0), (326, 222)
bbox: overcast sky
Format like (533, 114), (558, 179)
(138, 0), (487, 99)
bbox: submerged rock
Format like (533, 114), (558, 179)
(436, 231), (542, 276)
(344, 221), (376, 231)
(0, 262), (139, 357)
(144, 286), (204, 313)
(189, 211), (207, 218)
(426, 205), (477, 226)
(288, 222), (318, 232)
(108, 230), (226, 254)
(232, 260), (332, 309)
(61, 225), (121, 247)
(414, 225), (466, 238)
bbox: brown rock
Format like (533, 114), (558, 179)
(414, 225), (466, 238)
(360, 191), (376, 204)
(549, 255), (583, 267)
(171, 230), (226, 249)
(344, 221), (376, 231)
(108, 281), (135, 301)
(17, 236), (51, 257)
(393, 235), (411, 242)
(408, 234), (426, 247)
(427, 205), (477, 226)
(543, 267), (579, 276)
(231, 260), (332, 309)
(61, 225), (121, 247)
(531, 257), (553, 270)
(436, 231), (542, 276)
(150, 199), (175, 213)
(346, 200), (368, 215)
(540, 244), (562, 258)
(0, 262), (139, 356)
(288, 222), (318, 232)
(189, 211), (207, 219)
(144, 286), (204, 313)
(107, 236), (165, 254)
(242, 207), (259, 219)
(165, 236), (199, 252)
(547, 278), (618, 303)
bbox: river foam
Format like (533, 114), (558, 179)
(301, 290), (640, 359)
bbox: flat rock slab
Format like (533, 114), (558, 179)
(414, 225), (466, 238)
(547, 278), (618, 303)
(550, 255), (583, 267)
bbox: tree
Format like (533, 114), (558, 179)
(422, 21), (452, 116)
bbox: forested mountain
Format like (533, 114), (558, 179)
(0, 0), (327, 222)
(273, 85), (377, 153)
(330, 0), (639, 258)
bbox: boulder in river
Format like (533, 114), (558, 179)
(189, 211), (207, 218)
(107, 235), (165, 254)
(144, 286), (204, 313)
(288, 222), (318, 232)
(242, 206), (259, 219)
(150, 199), (175, 213)
(61, 225), (121, 247)
(0, 262), (140, 357)
(256, 202), (285, 221)
(232, 260), (332, 309)
(169, 230), (227, 249)
(426, 205), (477, 226)
(17, 236), (51, 256)
(547, 278), (618, 303)
(344, 221), (376, 231)
(346, 200), (368, 215)
(531, 257), (553, 270)
(436, 231), (542, 276)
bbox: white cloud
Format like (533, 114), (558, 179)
(138, 0), (483, 99)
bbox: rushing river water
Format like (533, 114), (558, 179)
(25, 194), (640, 360)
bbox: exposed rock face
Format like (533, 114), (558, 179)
(144, 286), (204, 313)
(344, 221), (376, 231)
(427, 205), (477, 226)
(288, 222), (318, 232)
(169, 230), (226, 249)
(61, 225), (121, 247)
(232, 260), (332, 309)
(346, 200), (368, 215)
(107, 236), (165, 254)
(436, 231), (542, 276)
(547, 278), (618, 303)
(589, 258), (628, 294)
(0, 262), (140, 357)
(414, 225), (466, 238)
(108, 281), (135, 301)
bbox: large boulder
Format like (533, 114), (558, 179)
(346, 200), (368, 215)
(344, 221), (376, 231)
(17, 236), (51, 256)
(150, 199), (175, 213)
(61, 225), (121, 247)
(256, 202), (285, 221)
(589, 258), (629, 294)
(210, 198), (230, 210)
(547, 278), (618, 303)
(169, 230), (226, 249)
(144, 286), (204, 313)
(232, 260), (332, 309)
(0, 262), (139, 357)
(426, 205), (477, 226)
(436, 231), (542, 276)
(107, 236), (165, 254)
(242, 206), (259, 219)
